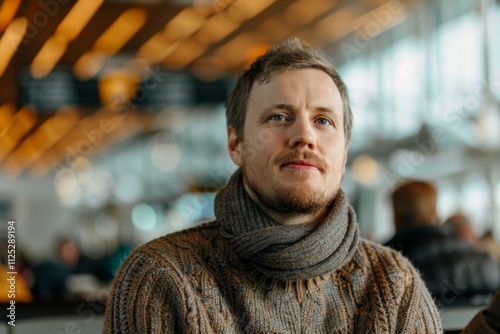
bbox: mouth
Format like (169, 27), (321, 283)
(281, 160), (321, 171)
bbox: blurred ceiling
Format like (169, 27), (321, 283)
(0, 0), (409, 179)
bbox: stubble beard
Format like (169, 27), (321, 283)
(244, 169), (339, 215)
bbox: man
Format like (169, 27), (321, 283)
(442, 212), (478, 247)
(104, 39), (441, 333)
(443, 214), (500, 264)
(385, 181), (500, 307)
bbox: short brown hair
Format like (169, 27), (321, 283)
(391, 180), (438, 228)
(225, 38), (353, 143)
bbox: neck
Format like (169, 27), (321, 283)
(243, 180), (328, 225)
(214, 170), (360, 281)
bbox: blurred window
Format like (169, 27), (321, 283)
(489, 1), (500, 101)
(340, 36), (424, 146)
(436, 181), (459, 219)
(460, 173), (491, 236)
(391, 36), (424, 137)
(340, 56), (377, 151)
(338, 2), (494, 153)
(435, 11), (483, 111)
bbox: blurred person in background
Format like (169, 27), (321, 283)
(444, 213), (500, 265)
(443, 212), (479, 247)
(385, 180), (500, 307)
(479, 230), (500, 263)
(105, 38), (441, 333)
(30, 237), (81, 299)
(31, 237), (111, 300)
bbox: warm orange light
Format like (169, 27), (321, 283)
(10, 107), (37, 137)
(73, 52), (106, 80)
(228, 0), (276, 22)
(162, 7), (207, 42)
(55, 0), (105, 42)
(191, 57), (227, 81)
(30, 107), (136, 178)
(0, 0), (21, 32)
(193, 15), (240, 45)
(30, 149), (57, 177)
(0, 17), (28, 77)
(93, 8), (147, 54)
(4, 108), (79, 176)
(0, 104), (15, 135)
(314, 8), (361, 43)
(245, 43), (270, 67)
(208, 0), (338, 71)
(213, 33), (254, 68)
(137, 35), (181, 64)
(352, 155), (380, 185)
(73, 8), (147, 79)
(206, 0), (280, 71)
(314, 3), (406, 44)
(137, 5), (212, 65)
(163, 40), (207, 68)
(284, 0), (336, 26)
(31, 35), (69, 78)
(98, 69), (140, 106)
(32, 0), (105, 78)
(0, 106), (37, 163)
(257, 15), (293, 41)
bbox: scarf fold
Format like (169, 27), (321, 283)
(215, 169), (359, 281)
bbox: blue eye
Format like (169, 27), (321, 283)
(317, 118), (331, 125)
(270, 114), (286, 121)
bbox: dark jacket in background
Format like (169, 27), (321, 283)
(385, 225), (500, 307)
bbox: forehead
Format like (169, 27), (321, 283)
(247, 68), (343, 114)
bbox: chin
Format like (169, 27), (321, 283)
(283, 178), (324, 191)
(281, 183), (329, 202)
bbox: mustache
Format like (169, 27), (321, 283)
(273, 150), (328, 171)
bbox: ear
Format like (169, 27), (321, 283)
(227, 126), (242, 166)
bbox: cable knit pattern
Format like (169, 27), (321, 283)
(104, 173), (442, 333)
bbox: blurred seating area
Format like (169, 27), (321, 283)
(0, 0), (500, 332)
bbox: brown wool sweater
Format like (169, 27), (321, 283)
(104, 171), (442, 333)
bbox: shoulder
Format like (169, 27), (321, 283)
(123, 220), (220, 272)
(337, 239), (424, 294)
(137, 220), (219, 254)
(108, 220), (221, 292)
(357, 238), (416, 270)
(104, 222), (220, 333)
(339, 240), (442, 331)
(352, 239), (423, 286)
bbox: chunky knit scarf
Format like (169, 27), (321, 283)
(215, 169), (359, 281)
(105, 169), (442, 333)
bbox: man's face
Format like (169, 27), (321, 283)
(228, 68), (348, 216)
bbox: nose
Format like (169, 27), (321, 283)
(288, 116), (317, 150)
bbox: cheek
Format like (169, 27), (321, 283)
(245, 130), (281, 158)
(244, 146), (274, 168)
(325, 144), (347, 169)
(241, 145), (257, 163)
(256, 128), (276, 148)
(246, 130), (278, 157)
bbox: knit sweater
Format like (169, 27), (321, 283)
(104, 171), (442, 333)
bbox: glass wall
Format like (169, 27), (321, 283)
(335, 0), (500, 242)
